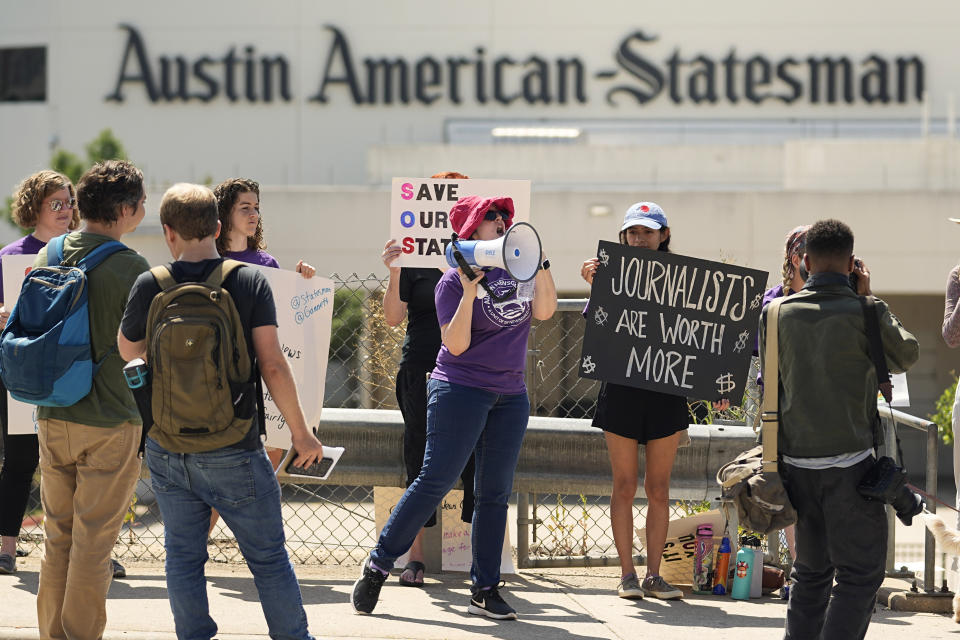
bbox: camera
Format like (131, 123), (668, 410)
(857, 456), (923, 525)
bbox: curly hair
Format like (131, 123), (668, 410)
(431, 171), (469, 179)
(781, 225), (811, 292)
(10, 170), (81, 230)
(76, 160), (144, 224)
(213, 178), (264, 255)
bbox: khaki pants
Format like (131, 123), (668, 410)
(36, 419), (140, 640)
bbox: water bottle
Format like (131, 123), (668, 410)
(731, 538), (754, 600)
(693, 524), (714, 594)
(712, 536), (732, 595)
(750, 543), (763, 598)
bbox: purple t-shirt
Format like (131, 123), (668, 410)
(0, 234), (46, 305)
(224, 248), (280, 269)
(430, 267), (532, 395)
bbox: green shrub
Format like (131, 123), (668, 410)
(929, 373), (958, 445)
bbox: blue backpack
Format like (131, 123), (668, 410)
(0, 234), (128, 406)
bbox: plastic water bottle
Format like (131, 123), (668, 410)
(712, 536), (732, 595)
(693, 524), (714, 594)
(731, 540), (754, 600)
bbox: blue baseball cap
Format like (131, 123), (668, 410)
(621, 202), (667, 231)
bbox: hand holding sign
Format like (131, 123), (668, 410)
(580, 241), (768, 401)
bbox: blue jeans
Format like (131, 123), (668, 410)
(145, 438), (314, 640)
(371, 379), (529, 588)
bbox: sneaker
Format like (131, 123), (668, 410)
(111, 559), (126, 579)
(0, 553), (15, 575)
(468, 585), (518, 620)
(352, 558), (388, 614)
(617, 573), (644, 599)
(641, 574), (683, 600)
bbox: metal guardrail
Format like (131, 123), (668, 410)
(879, 406), (940, 592)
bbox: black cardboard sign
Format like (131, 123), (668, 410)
(579, 241), (768, 400)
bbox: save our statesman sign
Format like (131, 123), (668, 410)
(579, 241), (767, 402)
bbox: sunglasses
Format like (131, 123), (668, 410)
(484, 209), (508, 222)
(49, 197), (77, 212)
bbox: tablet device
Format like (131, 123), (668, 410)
(279, 445), (344, 480)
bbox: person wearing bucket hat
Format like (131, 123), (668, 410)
(380, 171), (477, 587)
(353, 195), (556, 620)
(580, 201), (727, 601)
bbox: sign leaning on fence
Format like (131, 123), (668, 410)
(246, 265), (334, 449)
(580, 241), (768, 401)
(389, 177), (531, 269)
(2, 254), (41, 435)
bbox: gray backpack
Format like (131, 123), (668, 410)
(716, 297), (797, 535)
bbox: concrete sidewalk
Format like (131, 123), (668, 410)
(0, 556), (955, 639)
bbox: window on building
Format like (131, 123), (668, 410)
(0, 47), (46, 102)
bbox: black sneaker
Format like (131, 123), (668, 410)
(352, 558), (388, 614)
(468, 585), (518, 620)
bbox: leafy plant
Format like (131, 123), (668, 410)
(929, 372), (958, 445)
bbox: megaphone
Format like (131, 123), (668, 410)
(445, 222), (542, 302)
(445, 222), (542, 282)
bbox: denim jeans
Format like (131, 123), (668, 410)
(781, 458), (886, 640)
(371, 379), (529, 588)
(145, 438), (314, 640)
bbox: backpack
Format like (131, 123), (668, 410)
(716, 296), (798, 535)
(144, 259), (259, 453)
(0, 234), (127, 406)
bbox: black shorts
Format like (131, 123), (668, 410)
(591, 382), (688, 444)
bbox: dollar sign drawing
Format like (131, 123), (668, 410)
(594, 306), (609, 326)
(598, 248), (610, 266)
(750, 293), (762, 310)
(733, 330), (749, 353)
(582, 355), (597, 374)
(716, 373), (735, 395)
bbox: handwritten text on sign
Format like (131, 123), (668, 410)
(389, 178), (531, 269)
(2, 254), (41, 435)
(579, 241), (767, 400)
(247, 266), (334, 449)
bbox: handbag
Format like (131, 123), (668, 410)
(716, 297), (798, 535)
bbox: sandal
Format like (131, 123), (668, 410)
(398, 560), (425, 587)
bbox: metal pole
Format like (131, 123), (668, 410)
(883, 415), (898, 574)
(517, 492), (530, 569)
(924, 422), (939, 592)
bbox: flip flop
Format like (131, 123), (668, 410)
(398, 560), (425, 587)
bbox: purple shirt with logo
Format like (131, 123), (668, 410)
(224, 248), (280, 269)
(431, 267), (531, 395)
(0, 234), (46, 305)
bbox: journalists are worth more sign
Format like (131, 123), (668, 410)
(580, 241), (767, 401)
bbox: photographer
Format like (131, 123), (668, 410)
(759, 219), (918, 640)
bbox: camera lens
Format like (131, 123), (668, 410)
(892, 486), (923, 526)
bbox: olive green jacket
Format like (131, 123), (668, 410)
(758, 273), (919, 458)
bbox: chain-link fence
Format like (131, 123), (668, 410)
(3, 273), (763, 566)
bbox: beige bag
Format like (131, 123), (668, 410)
(716, 297), (798, 535)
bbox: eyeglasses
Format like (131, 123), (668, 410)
(484, 209), (507, 222)
(48, 197), (77, 212)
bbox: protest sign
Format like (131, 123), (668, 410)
(246, 266), (333, 449)
(580, 241), (767, 401)
(637, 510), (724, 586)
(2, 254), (40, 435)
(389, 178), (530, 269)
(373, 486), (514, 573)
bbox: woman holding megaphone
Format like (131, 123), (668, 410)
(354, 196), (557, 620)
(581, 202), (728, 601)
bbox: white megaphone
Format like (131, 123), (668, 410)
(445, 222), (542, 302)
